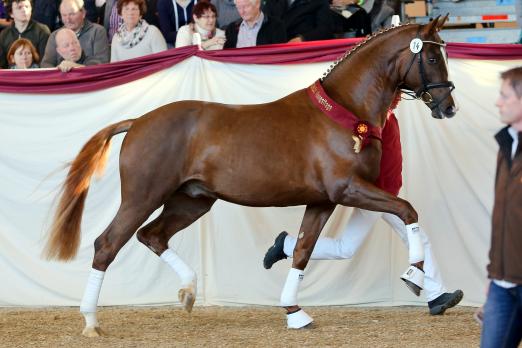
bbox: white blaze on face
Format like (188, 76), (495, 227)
(440, 44), (459, 112)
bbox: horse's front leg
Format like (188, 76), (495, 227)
(333, 175), (425, 294)
(280, 203), (336, 329)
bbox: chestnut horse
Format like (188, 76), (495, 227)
(44, 17), (456, 336)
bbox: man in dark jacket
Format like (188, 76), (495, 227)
(480, 66), (522, 348)
(0, 0), (50, 68)
(263, 0), (334, 42)
(224, 0), (286, 48)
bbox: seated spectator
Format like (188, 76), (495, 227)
(101, 0), (123, 41)
(264, 0), (335, 42)
(41, 0), (109, 67)
(0, 0), (50, 68)
(7, 37), (40, 68)
(330, 0), (371, 38)
(55, 27), (85, 71)
(157, 0), (196, 47)
(176, 1), (225, 50)
(224, 0), (286, 48)
(210, 0), (239, 29)
(142, 0), (160, 27)
(0, 0), (11, 29)
(368, 0), (401, 32)
(101, 0), (158, 41)
(33, 0), (59, 31)
(110, 0), (166, 62)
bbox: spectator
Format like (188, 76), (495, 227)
(0, 0), (11, 29)
(41, 0), (109, 67)
(330, 0), (371, 38)
(101, 0), (122, 40)
(6, 37), (40, 68)
(142, 0), (159, 26)
(156, 0), (196, 47)
(175, 1), (225, 50)
(265, 0), (335, 42)
(480, 66), (522, 348)
(110, 0), (166, 62)
(0, 0), (50, 68)
(55, 27), (85, 71)
(100, 0), (158, 41)
(224, 0), (285, 48)
(32, 0), (59, 31)
(210, 0), (238, 29)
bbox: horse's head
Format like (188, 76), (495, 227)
(399, 16), (457, 119)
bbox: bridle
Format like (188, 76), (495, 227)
(399, 31), (455, 111)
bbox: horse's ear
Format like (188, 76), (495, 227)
(437, 14), (449, 30)
(422, 16), (440, 36)
(422, 15), (447, 36)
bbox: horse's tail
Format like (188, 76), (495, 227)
(43, 119), (134, 261)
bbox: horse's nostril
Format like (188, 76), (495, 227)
(445, 106), (457, 117)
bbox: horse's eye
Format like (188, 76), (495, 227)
(428, 57), (437, 64)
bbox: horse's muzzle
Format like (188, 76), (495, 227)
(432, 104), (457, 119)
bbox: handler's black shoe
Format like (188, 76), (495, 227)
(428, 290), (464, 315)
(263, 231), (288, 269)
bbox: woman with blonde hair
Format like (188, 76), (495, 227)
(110, 0), (167, 62)
(7, 38), (40, 69)
(175, 1), (225, 50)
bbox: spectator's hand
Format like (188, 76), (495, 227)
(57, 60), (84, 73)
(288, 36), (303, 43)
(473, 306), (484, 325)
(202, 35), (226, 49)
(0, 18), (11, 27)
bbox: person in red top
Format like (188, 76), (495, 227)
(264, 93), (463, 315)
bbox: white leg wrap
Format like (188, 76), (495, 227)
(160, 249), (196, 288)
(400, 265), (425, 296)
(280, 268), (304, 307)
(406, 223), (424, 264)
(80, 269), (105, 327)
(287, 309), (313, 329)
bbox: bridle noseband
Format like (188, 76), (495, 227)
(399, 34), (455, 111)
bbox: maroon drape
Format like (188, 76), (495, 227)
(1, 39), (521, 94)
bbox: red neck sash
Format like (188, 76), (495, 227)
(307, 81), (382, 148)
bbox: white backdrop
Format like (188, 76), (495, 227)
(1, 57), (519, 308)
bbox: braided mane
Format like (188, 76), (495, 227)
(320, 22), (414, 81)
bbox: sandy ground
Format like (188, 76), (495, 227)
(0, 306), (480, 347)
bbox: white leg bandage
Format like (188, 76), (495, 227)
(160, 249), (196, 287)
(80, 268), (105, 327)
(406, 223), (424, 264)
(280, 268), (304, 307)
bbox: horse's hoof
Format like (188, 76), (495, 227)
(178, 287), (195, 313)
(82, 326), (106, 337)
(287, 309), (313, 329)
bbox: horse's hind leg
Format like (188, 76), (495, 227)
(280, 203), (336, 329)
(80, 200), (159, 337)
(136, 192), (216, 313)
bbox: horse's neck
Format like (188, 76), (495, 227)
(321, 34), (405, 127)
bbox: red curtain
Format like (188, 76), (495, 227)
(1, 39), (521, 94)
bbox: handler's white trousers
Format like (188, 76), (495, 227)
(283, 208), (446, 302)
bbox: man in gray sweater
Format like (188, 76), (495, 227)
(41, 0), (109, 67)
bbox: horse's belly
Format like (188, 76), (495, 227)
(188, 169), (328, 207)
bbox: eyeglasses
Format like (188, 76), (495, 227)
(199, 15), (216, 19)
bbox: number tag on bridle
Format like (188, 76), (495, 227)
(409, 38), (423, 53)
